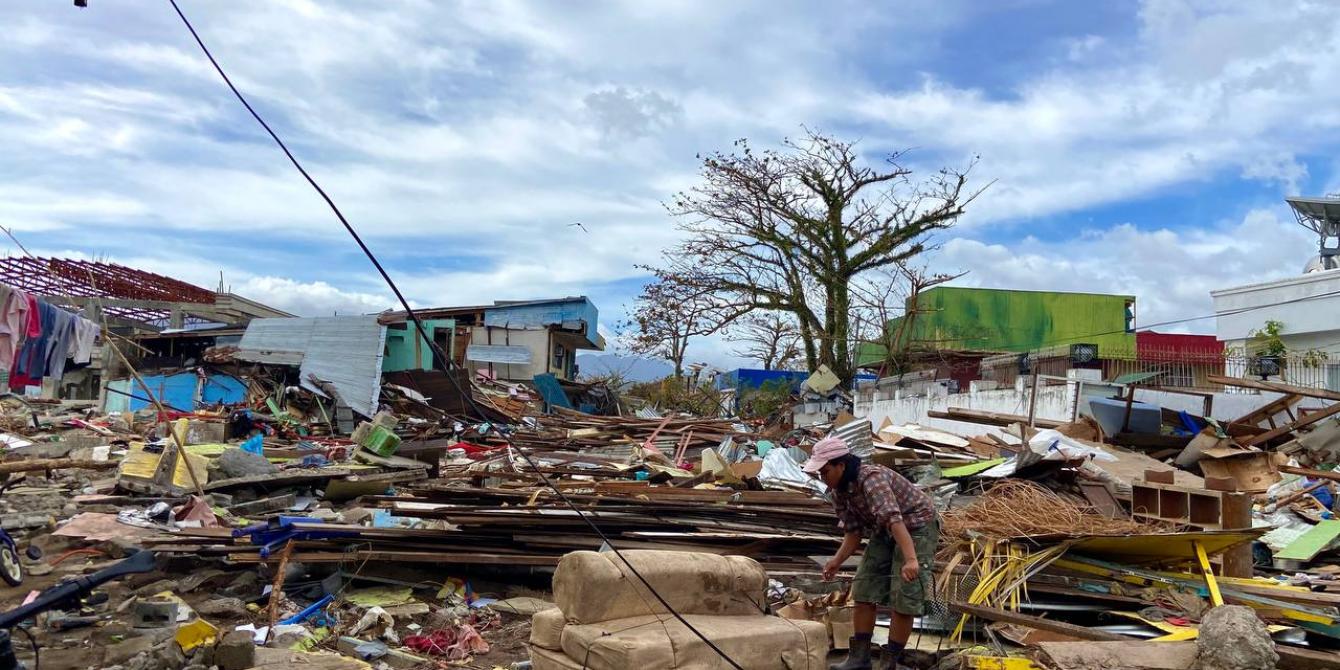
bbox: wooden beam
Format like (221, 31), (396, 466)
(0, 459), (118, 474)
(928, 408), (1064, 429)
(1233, 394), (1304, 428)
(1280, 465), (1340, 482)
(950, 602), (1128, 642)
(1208, 375), (1340, 402)
(1244, 401), (1340, 447)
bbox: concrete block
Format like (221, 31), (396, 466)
(216, 630), (256, 670)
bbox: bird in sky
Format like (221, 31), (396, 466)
(568, 222), (589, 233)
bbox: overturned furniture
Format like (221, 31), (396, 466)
(529, 550), (829, 670)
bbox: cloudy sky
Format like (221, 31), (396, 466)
(2, 0), (1337, 367)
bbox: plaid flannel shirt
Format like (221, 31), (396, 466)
(832, 462), (934, 537)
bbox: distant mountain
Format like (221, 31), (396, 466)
(577, 353), (674, 382)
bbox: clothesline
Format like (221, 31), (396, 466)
(0, 280), (100, 391)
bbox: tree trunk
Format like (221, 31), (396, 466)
(830, 281), (852, 382)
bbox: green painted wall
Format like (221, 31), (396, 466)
(860, 287), (1136, 365)
(383, 318), (455, 372)
(908, 287), (1135, 353)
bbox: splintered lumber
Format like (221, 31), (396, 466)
(927, 408), (1063, 430)
(0, 458), (118, 474)
(1244, 401), (1340, 447)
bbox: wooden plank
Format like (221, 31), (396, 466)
(1245, 401), (1340, 447)
(1276, 521), (1340, 562)
(1194, 541), (1224, 606)
(1221, 492), (1254, 578)
(229, 551), (560, 565)
(1280, 465), (1340, 483)
(927, 408), (1063, 429)
(1233, 394), (1302, 427)
(950, 602), (1128, 641)
(1208, 375), (1340, 402)
(1277, 646), (1340, 670)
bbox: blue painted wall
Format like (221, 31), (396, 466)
(106, 372), (247, 412)
(483, 298), (599, 346)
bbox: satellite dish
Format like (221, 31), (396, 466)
(1286, 197), (1340, 273)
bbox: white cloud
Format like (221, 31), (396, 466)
(1064, 34), (1105, 61)
(231, 276), (394, 316)
(932, 207), (1318, 335)
(4, 0), (1340, 370)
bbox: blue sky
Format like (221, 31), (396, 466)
(1, 0), (1336, 367)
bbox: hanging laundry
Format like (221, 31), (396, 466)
(43, 308), (77, 380)
(0, 284), (32, 372)
(21, 292), (39, 339)
(71, 316), (98, 364)
(10, 301), (55, 390)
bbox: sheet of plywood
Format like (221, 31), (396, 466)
(1093, 442), (1204, 493)
(1276, 521), (1340, 562)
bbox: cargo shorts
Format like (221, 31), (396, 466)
(851, 517), (939, 615)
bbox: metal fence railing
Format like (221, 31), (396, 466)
(981, 346), (1340, 392)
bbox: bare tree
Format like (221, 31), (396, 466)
(728, 312), (802, 370)
(619, 280), (722, 378)
(649, 129), (981, 382)
(850, 261), (965, 378)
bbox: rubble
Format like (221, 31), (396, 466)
(3, 279), (1340, 670)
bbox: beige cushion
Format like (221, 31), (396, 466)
(553, 550), (769, 624)
(560, 613), (829, 670)
(529, 644), (587, 670)
(529, 607), (567, 651)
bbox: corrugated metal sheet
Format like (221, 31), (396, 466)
(236, 316), (386, 417)
(465, 344), (533, 365)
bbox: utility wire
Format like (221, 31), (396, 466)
(166, 3), (743, 667)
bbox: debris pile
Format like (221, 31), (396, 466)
(3, 353), (1340, 670)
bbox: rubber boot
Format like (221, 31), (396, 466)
(829, 637), (873, 670)
(872, 646), (897, 670)
(875, 645), (909, 670)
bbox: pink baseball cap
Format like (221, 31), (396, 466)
(801, 436), (851, 473)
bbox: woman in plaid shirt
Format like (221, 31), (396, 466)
(803, 436), (939, 670)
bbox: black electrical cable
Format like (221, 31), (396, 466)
(166, 3), (743, 667)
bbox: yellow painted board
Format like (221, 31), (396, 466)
(119, 442), (214, 489)
(966, 656), (1042, 670)
(1066, 531), (1261, 564)
(1194, 542), (1224, 607)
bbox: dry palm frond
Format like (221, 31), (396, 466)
(941, 479), (1167, 544)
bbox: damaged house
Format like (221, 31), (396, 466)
(379, 296), (605, 383)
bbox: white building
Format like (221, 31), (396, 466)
(1211, 196), (1340, 391)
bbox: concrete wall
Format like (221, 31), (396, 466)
(1213, 269), (1340, 349)
(383, 318), (454, 372)
(856, 375), (1287, 439)
(468, 327), (550, 381)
